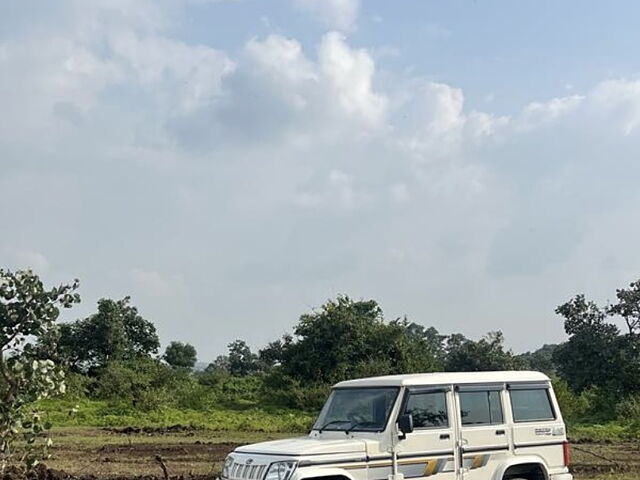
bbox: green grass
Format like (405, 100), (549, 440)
(35, 398), (315, 433)
(569, 422), (640, 442)
(35, 398), (640, 441)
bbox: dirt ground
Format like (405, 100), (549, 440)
(5, 428), (639, 480)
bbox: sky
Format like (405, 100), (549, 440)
(3, 0), (640, 361)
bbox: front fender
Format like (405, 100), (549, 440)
(491, 454), (549, 480)
(292, 466), (357, 480)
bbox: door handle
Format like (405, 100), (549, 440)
(495, 429), (506, 436)
(439, 434), (450, 440)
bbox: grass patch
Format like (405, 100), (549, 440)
(36, 398), (314, 433)
(569, 422), (640, 443)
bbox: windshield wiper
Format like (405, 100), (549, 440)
(317, 420), (351, 433)
(345, 422), (370, 434)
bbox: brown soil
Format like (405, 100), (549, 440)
(101, 426), (207, 436)
(4, 437), (640, 480)
(94, 442), (237, 459)
(2, 464), (215, 480)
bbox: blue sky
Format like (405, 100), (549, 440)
(3, 0), (640, 361)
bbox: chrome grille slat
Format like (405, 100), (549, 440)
(229, 460), (268, 480)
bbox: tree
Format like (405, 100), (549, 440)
(556, 294), (618, 337)
(0, 269), (80, 470)
(518, 344), (560, 376)
(206, 355), (231, 374)
(258, 334), (293, 370)
(609, 279), (640, 336)
(273, 296), (444, 384)
(444, 331), (524, 372)
(53, 297), (160, 372)
(227, 340), (260, 377)
(163, 341), (197, 370)
(553, 295), (620, 393)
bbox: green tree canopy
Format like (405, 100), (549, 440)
(609, 279), (640, 335)
(227, 340), (260, 377)
(518, 344), (560, 376)
(554, 291), (640, 396)
(273, 295), (445, 384)
(553, 294), (620, 393)
(54, 297), (159, 373)
(163, 341), (197, 370)
(444, 331), (524, 372)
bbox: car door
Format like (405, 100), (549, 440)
(381, 387), (457, 480)
(509, 383), (567, 472)
(454, 385), (509, 480)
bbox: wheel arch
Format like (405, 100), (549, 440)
(492, 455), (550, 480)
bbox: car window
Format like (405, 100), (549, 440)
(510, 389), (555, 422)
(404, 391), (448, 428)
(459, 390), (504, 425)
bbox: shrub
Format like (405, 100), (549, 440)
(260, 370), (329, 410)
(552, 379), (590, 422)
(616, 394), (640, 423)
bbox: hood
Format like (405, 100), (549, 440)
(235, 437), (367, 456)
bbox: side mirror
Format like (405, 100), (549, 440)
(398, 414), (414, 435)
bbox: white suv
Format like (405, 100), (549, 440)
(221, 371), (572, 480)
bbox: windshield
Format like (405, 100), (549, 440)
(313, 387), (399, 432)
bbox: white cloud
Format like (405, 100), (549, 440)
(395, 81), (508, 161)
(518, 94), (584, 131)
(294, 0), (360, 31)
(0, 0), (232, 148)
(318, 32), (386, 125)
(245, 35), (317, 87)
(295, 169), (370, 210)
(6, 0), (640, 358)
(590, 79), (640, 134)
(168, 32), (387, 149)
(107, 31), (234, 113)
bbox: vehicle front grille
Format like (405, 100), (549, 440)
(228, 460), (268, 480)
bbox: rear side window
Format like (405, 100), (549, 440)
(404, 391), (448, 428)
(510, 389), (556, 422)
(459, 391), (504, 425)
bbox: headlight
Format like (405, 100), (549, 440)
(264, 461), (297, 480)
(222, 455), (235, 478)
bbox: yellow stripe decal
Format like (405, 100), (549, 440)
(424, 460), (438, 476)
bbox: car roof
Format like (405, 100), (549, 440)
(334, 371), (550, 388)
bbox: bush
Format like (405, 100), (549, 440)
(260, 370), (329, 410)
(616, 394), (640, 423)
(91, 358), (194, 411)
(63, 372), (94, 399)
(552, 379), (591, 422)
